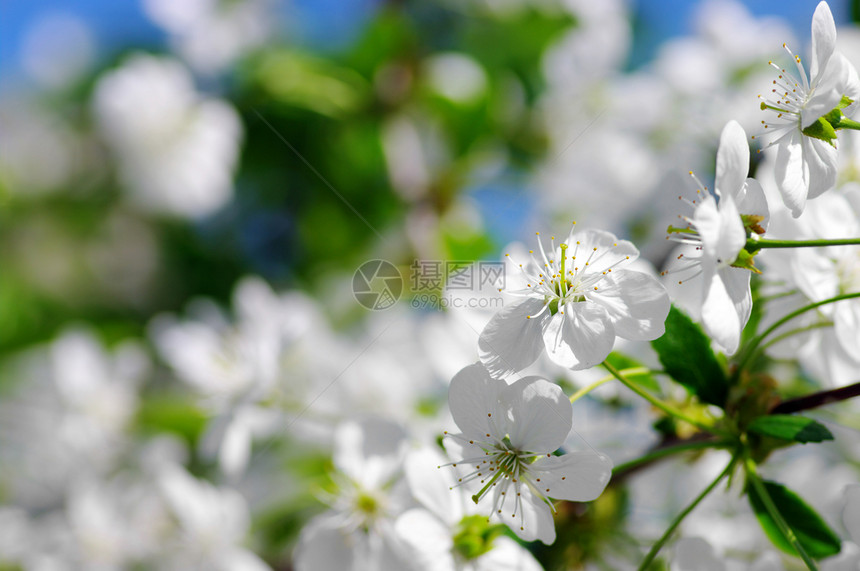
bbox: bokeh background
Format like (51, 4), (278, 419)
(1, 0), (859, 569)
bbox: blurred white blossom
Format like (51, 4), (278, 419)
(143, 0), (273, 74)
(294, 418), (417, 571)
(93, 53), (242, 218)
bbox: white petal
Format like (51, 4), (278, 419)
(222, 549), (275, 571)
(715, 195), (747, 264)
(567, 229), (639, 275)
(790, 246), (840, 302)
(404, 448), (463, 524)
(394, 509), (455, 571)
(504, 376), (572, 453)
(672, 537), (726, 571)
(479, 298), (551, 377)
(476, 536), (543, 571)
(839, 52), (860, 116)
(810, 1), (837, 82)
(542, 302), (615, 370)
(220, 417), (252, 480)
(701, 267), (751, 355)
(333, 418), (407, 490)
(774, 132), (809, 217)
(490, 484), (556, 544)
(844, 484), (860, 544)
(802, 136), (838, 200)
(589, 270), (669, 341)
(370, 521), (423, 571)
(833, 299), (860, 356)
(736, 177), (770, 230)
(802, 191), (860, 237)
(715, 120), (749, 198)
(448, 363), (506, 441)
(294, 514), (356, 571)
(691, 196), (722, 259)
(802, 82), (842, 130)
(693, 195), (744, 265)
(530, 451), (613, 502)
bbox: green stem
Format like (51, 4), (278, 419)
(744, 458), (818, 570)
(736, 292), (860, 373)
(746, 236), (860, 253)
(601, 361), (726, 436)
(834, 117), (860, 130)
(759, 321), (833, 353)
(569, 367), (650, 403)
(613, 438), (730, 476)
(637, 454), (738, 570)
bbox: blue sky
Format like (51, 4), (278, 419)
(0, 0), (851, 90)
(0, 0), (376, 89)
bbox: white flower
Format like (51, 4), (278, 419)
(159, 465), (271, 570)
(0, 329), (147, 507)
(845, 484), (860, 545)
(294, 418), (419, 571)
(93, 53), (242, 218)
(758, 189), (860, 384)
(479, 227), (669, 376)
(150, 277), (319, 476)
(143, 0), (272, 75)
(821, 484), (860, 571)
(664, 120), (768, 354)
(442, 364), (612, 545)
(671, 537), (725, 571)
(395, 447), (543, 571)
(671, 537), (784, 571)
(757, 1), (860, 217)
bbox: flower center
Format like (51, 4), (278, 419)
(470, 438), (530, 504)
(355, 491), (380, 517)
(758, 44), (811, 122)
(452, 514), (505, 560)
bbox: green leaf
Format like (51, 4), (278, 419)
(651, 305), (729, 408)
(252, 50), (370, 118)
(135, 395), (208, 447)
(605, 352), (659, 392)
(747, 415), (834, 443)
(747, 480), (842, 558)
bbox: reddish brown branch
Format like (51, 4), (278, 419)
(770, 381), (860, 415)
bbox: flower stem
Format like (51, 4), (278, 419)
(834, 117), (860, 130)
(601, 361), (725, 436)
(744, 458), (818, 570)
(736, 292), (860, 373)
(637, 454), (737, 571)
(568, 367), (650, 403)
(746, 236), (860, 253)
(612, 437), (731, 477)
(759, 321), (833, 353)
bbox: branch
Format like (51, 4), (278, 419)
(770, 381), (860, 415)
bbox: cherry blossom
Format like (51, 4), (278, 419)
(479, 227), (668, 376)
(442, 364), (612, 544)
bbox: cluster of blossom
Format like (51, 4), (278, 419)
(430, 0), (860, 565)
(2, 0), (860, 569)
